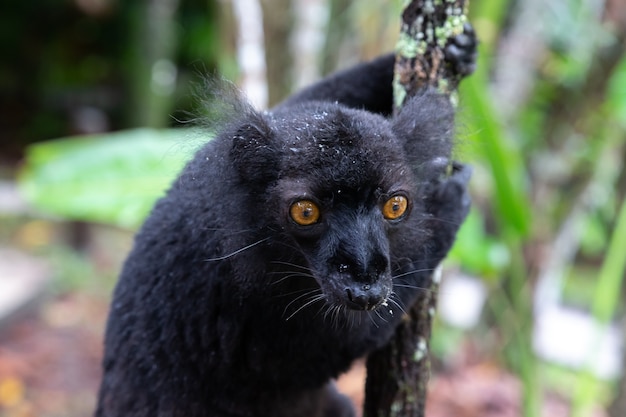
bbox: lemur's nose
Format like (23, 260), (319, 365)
(345, 284), (386, 311)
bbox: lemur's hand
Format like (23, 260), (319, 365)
(445, 23), (478, 77)
(424, 162), (472, 259)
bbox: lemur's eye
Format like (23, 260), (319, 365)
(289, 200), (321, 226)
(382, 195), (409, 220)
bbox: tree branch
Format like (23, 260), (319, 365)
(363, 2), (472, 416)
(393, 0), (470, 111)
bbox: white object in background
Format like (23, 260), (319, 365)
(0, 249), (49, 322)
(438, 273), (488, 329)
(533, 305), (622, 379)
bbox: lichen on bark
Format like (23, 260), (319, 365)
(392, 0), (469, 110)
(363, 1), (471, 416)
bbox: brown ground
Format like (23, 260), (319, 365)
(0, 291), (604, 417)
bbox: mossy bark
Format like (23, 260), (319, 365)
(363, 1), (470, 416)
(392, 0), (469, 111)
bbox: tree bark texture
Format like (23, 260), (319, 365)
(232, 0), (268, 109)
(363, 1), (470, 417)
(392, 0), (469, 111)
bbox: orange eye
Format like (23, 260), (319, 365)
(382, 195), (408, 220)
(289, 200), (321, 226)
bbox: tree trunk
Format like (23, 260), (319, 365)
(391, 0), (470, 111)
(232, 0), (268, 109)
(363, 2), (470, 416)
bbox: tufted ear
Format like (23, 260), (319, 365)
(230, 116), (281, 185)
(392, 89), (455, 179)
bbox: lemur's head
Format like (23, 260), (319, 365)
(229, 92), (454, 311)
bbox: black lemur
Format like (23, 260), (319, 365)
(96, 35), (475, 417)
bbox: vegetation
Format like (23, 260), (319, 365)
(1, 0), (626, 416)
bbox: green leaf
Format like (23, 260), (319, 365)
(606, 56), (626, 126)
(19, 128), (207, 229)
(448, 209), (510, 279)
(459, 75), (531, 236)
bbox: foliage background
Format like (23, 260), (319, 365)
(0, 1), (625, 417)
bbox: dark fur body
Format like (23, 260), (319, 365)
(96, 54), (471, 417)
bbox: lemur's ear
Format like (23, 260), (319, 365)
(230, 116), (281, 184)
(392, 89), (455, 179)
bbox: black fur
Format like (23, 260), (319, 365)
(95, 53), (471, 417)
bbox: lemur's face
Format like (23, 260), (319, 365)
(264, 106), (427, 312)
(276, 180), (414, 311)
(230, 96), (454, 314)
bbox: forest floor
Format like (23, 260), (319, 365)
(0, 288), (603, 417)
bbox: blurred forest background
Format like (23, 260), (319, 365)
(1, 0), (626, 417)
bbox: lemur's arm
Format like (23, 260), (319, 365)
(275, 25), (476, 116)
(274, 54), (395, 116)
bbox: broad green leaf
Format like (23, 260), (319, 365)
(19, 128), (208, 229)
